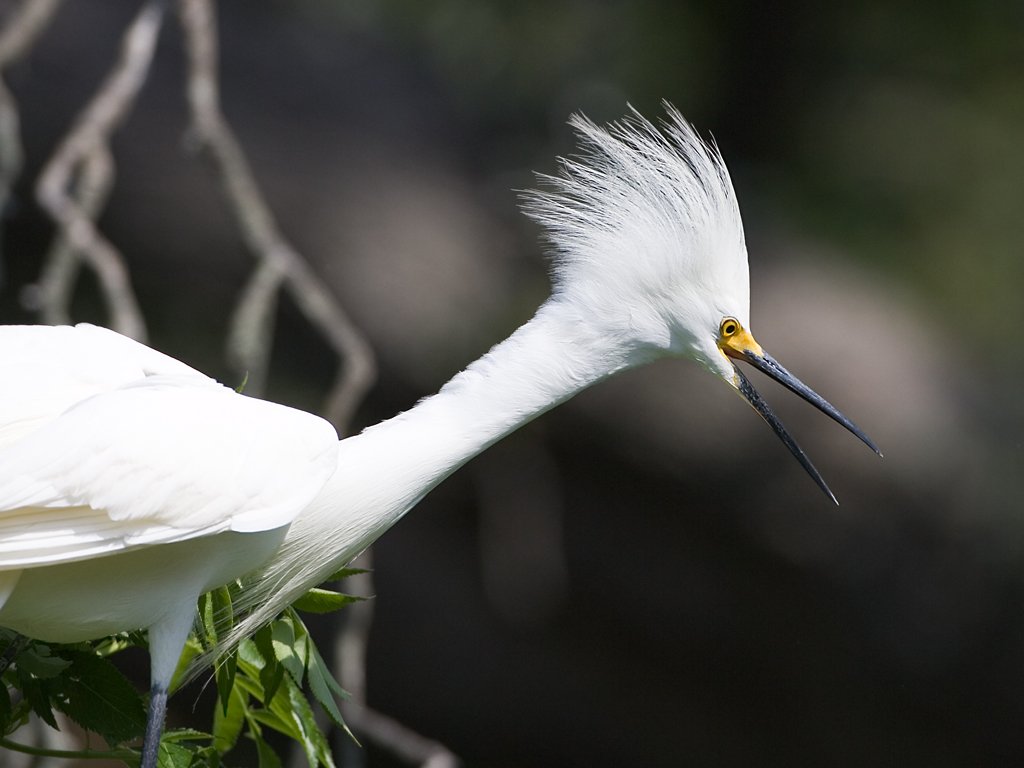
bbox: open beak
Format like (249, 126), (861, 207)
(720, 324), (881, 504)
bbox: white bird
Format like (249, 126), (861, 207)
(0, 106), (878, 767)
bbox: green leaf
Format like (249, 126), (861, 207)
(252, 626), (284, 703)
(270, 619), (305, 687)
(198, 593), (214, 651)
(292, 588), (364, 615)
(0, 627), (20, 646)
(157, 739), (196, 768)
(286, 677), (335, 768)
(164, 728), (213, 742)
(15, 645), (72, 679)
(212, 682), (245, 754)
(252, 626), (273, 667)
(248, 708), (301, 743)
(2, 685), (31, 737)
(262, 660), (285, 705)
(92, 633), (136, 658)
(17, 671), (57, 729)
(242, 673), (323, 759)
(243, 708), (284, 768)
(209, 586), (235, 639)
(0, 633), (28, 678)
(192, 746), (222, 768)
(237, 638), (265, 673)
(52, 651), (146, 744)
(306, 641), (355, 745)
(231, 668), (264, 700)
(203, 587), (237, 715)
(171, 637), (204, 693)
(215, 654), (238, 717)
(324, 567), (369, 582)
(252, 730), (283, 768)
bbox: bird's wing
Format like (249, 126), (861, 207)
(0, 327), (339, 568)
(0, 323), (211, 450)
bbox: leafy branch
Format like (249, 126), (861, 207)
(0, 570), (367, 768)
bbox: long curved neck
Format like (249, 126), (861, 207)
(352, 297), (642, 510)
(239, 298), (646, 637)
(304, 298), (646, 547)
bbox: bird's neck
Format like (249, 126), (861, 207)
(236, 298), (651, 636)
(315, 298), (648, 545)
(360, 297), (646, 502)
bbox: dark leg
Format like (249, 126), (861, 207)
(141, 683), (168, 768)
(142, 598), (199, 768)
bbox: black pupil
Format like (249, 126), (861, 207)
(725, 323), (735, 335)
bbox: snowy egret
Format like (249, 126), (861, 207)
(0, 105), (877, 766)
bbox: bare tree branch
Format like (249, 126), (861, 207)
(0, 0), (63, 262)
(31, 145), (114, 326)
(178, 0), (375, 428)
(345, 705), (461, 768)
(227, 259), (286, 396)
(32, 0), (164, 340)
(0, 0), (61, 62)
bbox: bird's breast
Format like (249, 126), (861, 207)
(0, 527), (287, 642)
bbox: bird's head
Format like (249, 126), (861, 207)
(524, 104), (879, 502)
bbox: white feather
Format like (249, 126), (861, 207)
(523, 104), (750, 368)
(0, 326), (339, 570)
(0, 323), (208, 449)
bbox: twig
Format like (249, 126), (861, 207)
(178, 0), (376, 427)
(0, 0), (63, 261)
(228, 259), (285, 396)
(32, 146), (114, 326)
(344, 706), (461, 768)
(0, 735), (135, 762)
(33, 0), (164, 340)
(0, 0), (61, 62)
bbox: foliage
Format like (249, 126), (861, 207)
(0, 569), (367, 767)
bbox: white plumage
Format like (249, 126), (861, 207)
(0, 107), (877, 766)
(0, 324), (337, 648)
(0, 325), (337, 570)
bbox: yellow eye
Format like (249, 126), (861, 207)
(720, 317), (740, 338)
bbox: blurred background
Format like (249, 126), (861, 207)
(1, 0), (1023, 765)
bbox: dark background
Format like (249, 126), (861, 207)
(2, 1), (1023, 765)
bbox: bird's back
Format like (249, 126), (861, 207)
(0, 324), (209, 449)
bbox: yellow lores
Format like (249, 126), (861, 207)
(717, 316), (764, 366)
(713, 314), (880, 504)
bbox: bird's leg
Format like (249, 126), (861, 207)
(140, 685), (168, 768)
(140, 599), (198, 768)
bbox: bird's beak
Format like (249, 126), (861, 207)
(719, 325), (881, 504)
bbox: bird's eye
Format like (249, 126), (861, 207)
(720, 318), (739, 338)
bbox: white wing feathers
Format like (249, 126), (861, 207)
(0, 323), (208, 450)
(0, 325), (340, 568)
